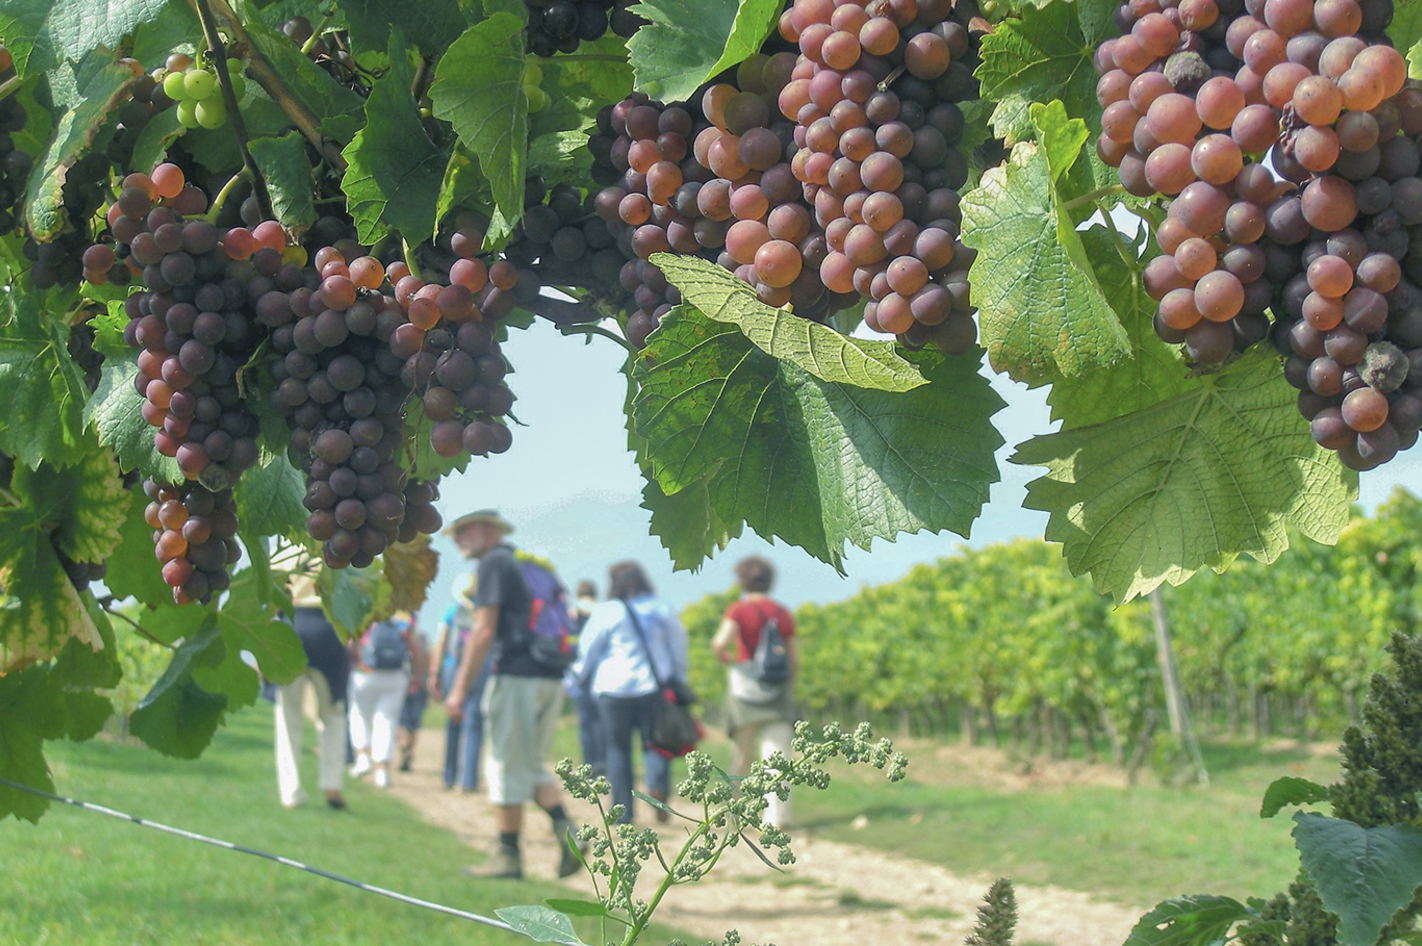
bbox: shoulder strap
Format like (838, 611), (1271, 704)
(621, 599), (668, 689)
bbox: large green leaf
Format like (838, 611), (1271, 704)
(317, 562), (388, 639)
(85, 308), (182, 482)
(650, 253), (927, 392)
(1042, 227), (1191, 428)
(219, 570), (305, 685)
(0, 665), (68, 822)
(22, 61), (133, 239)
(127, 615), (228, 759)
(1293, 813), (1422, 946)
(0, 290), (92, 470)
(340, 0), (468, 56)
(627, 0), (782, 104)
(340, 36), (444, 246)
(1012, 353), (1358, 603)
(1393, 0), (1422, 66)
(976, 0), (1107, 144)
(0, 449), (127, 671)
(1122, 895), (1252, 946)
(239, 10), (364, 145)
(961, 106), (1131, 384)
(632, 306), (1005, 572)
(248, 132), (316, 228)
(103, 485), (174, 609)
(494, 906), (584, 944)
(429, 14), (529, 227)
(641, 476), (743, 572)
(0, 0), (168, 77)
(233, 450), (308, 543)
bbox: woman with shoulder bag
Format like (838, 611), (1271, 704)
(571, 561), (691, 824)
(712, 556), (799, 828)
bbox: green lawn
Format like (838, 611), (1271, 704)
(787, 735), (1340, 908)
(0, 702), (683, 946)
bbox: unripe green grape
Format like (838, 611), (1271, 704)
(176, 98), (200, 128)
(227, 71), (245, 100)
(195, 97), (226, 129)
(522, 61), (542, 87)
(525, 85), (550, 113)
(163, 71), (189, 100)
(184, 68), (216, 100)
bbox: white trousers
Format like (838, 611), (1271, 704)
(730, 719), (794, 828)
(275, 669), (346, 807)
(349, 669), (409, 764)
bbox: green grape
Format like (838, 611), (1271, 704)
(176, 98), (200, 128)
(525, 85), (550, 113)
(184, 68), (216, 100)
(195, 97), (226, 130)
(162, 71), (189, 101)
(226, 57), (243, 73)
(522, 61), (542, 87)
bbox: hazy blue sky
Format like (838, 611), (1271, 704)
(416, 317), (1422, 629)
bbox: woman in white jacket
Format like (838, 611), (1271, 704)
(571, 561), (689, 824)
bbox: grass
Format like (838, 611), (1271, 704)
(0, 702), (686, 946)
(789, 735), (1340, 909)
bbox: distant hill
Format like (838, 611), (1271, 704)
(415, 466), (1049, 631)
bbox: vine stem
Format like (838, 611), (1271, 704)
(1061, 184), (1128, 212)
(1099, 207), (1142, 276)
(191, 0), (274, 221)
(0, 74), (21, 104)
(547, 54), (630, 64)
(558, 321), (638, 355)
(200, 169), (248, 224)
(202, 0), (350, 172)
(400, 236), (422, 281)
(877, 64), (906, 92)
(106, 607), (178, 651)
(300, 14), (335, 57)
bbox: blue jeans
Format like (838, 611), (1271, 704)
(574, 687), (607, 776)
(443, 660), (492, 790)
(597, 692), (670, 823)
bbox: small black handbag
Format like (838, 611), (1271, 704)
(622, 600), (702, 758)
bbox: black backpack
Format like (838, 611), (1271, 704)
(751, 608), (791, 685)
(362, 620), (409, 671)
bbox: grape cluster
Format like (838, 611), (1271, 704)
(525, 0), (644, 58)
(103, 163), (265, 601)
(162, 55), (240, 131)
(282, 17), (369, 96)
(582, 0), (984, 352)
(1094, 0), (1422, 467)
(0, 48), (29, 234)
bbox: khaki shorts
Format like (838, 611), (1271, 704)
(481, 675), (565, 805)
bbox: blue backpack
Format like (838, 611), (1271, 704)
(362, 619), (409, 671)
(517, 559), (577, 673)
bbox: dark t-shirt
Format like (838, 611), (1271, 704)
(478, 544), (556, 678)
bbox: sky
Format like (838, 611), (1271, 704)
(415, 316), (1422, 630)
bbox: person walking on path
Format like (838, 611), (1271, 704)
(571, 562), (689, 824)
(567, 579), (608, 778)
(712, 555), (800, 828)
(273, 566), (349, 811)
(442, 509), (583, 880)
(428, 576), (494, 791)
(396, 615), (432, 773)
(348, 613), (415, 789)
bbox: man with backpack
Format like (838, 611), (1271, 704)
(712, 555), (800, 828)
(442, 510), (583, 880)
(349, 610), (418, 790)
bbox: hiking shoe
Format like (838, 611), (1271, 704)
(349, 757), (372, 779)
(398, 756), (413, 773)
(374, 769), (391, 789)
(464, 850), (523, 880)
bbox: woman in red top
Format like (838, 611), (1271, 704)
(712, 555), (800, 828)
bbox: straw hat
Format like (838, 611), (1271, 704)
(442, 508), (514, 537)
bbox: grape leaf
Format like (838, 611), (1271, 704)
(233, 450), (308, 544)
(318, 562), (389, 638)
(130, 107), (186, 183)
(627, 0), (781, 105)
(340, 35), (444, 246)
(976, 0), (1106, 144)
(238, 11), (364, 145)
(1261, 777), (1330, 818)
(1293, 813), (1422, 946)
(85, 309), (183, 482)
(130, 0), (203, 70)
(383, 534), (440, 614)
(104, 485), (175, 609)
(1011, 353), (1358, 603)
(0, 664), (68, 822)
(50, 610), (120, 743)
(1042, 227), (1192, 428)
(190, 632), (259, 711)
(404, 400), (473, 481)
(219, 570), (305, 685)
(530, 34), (633, 184)
(0, 289), (92, 470)
(0, 0), (169, 77)
(22, 61), (133, 240)
(650, 253), (928, 392)
(0, 449), (128, 672)
(429, 13), (529, 228)
(632, 306), (1005, 572)
(1122, 894), (1252, 946)
(961, 110), (1131, 383)
(1394, 2), (1422, 68)
(248, 131), (317, 228)
(127, 614), (229, 759)
(641, 475), (743, 571)
(340, 0), (469, 56)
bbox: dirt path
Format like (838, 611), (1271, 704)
(382, 733), (1144, 946)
